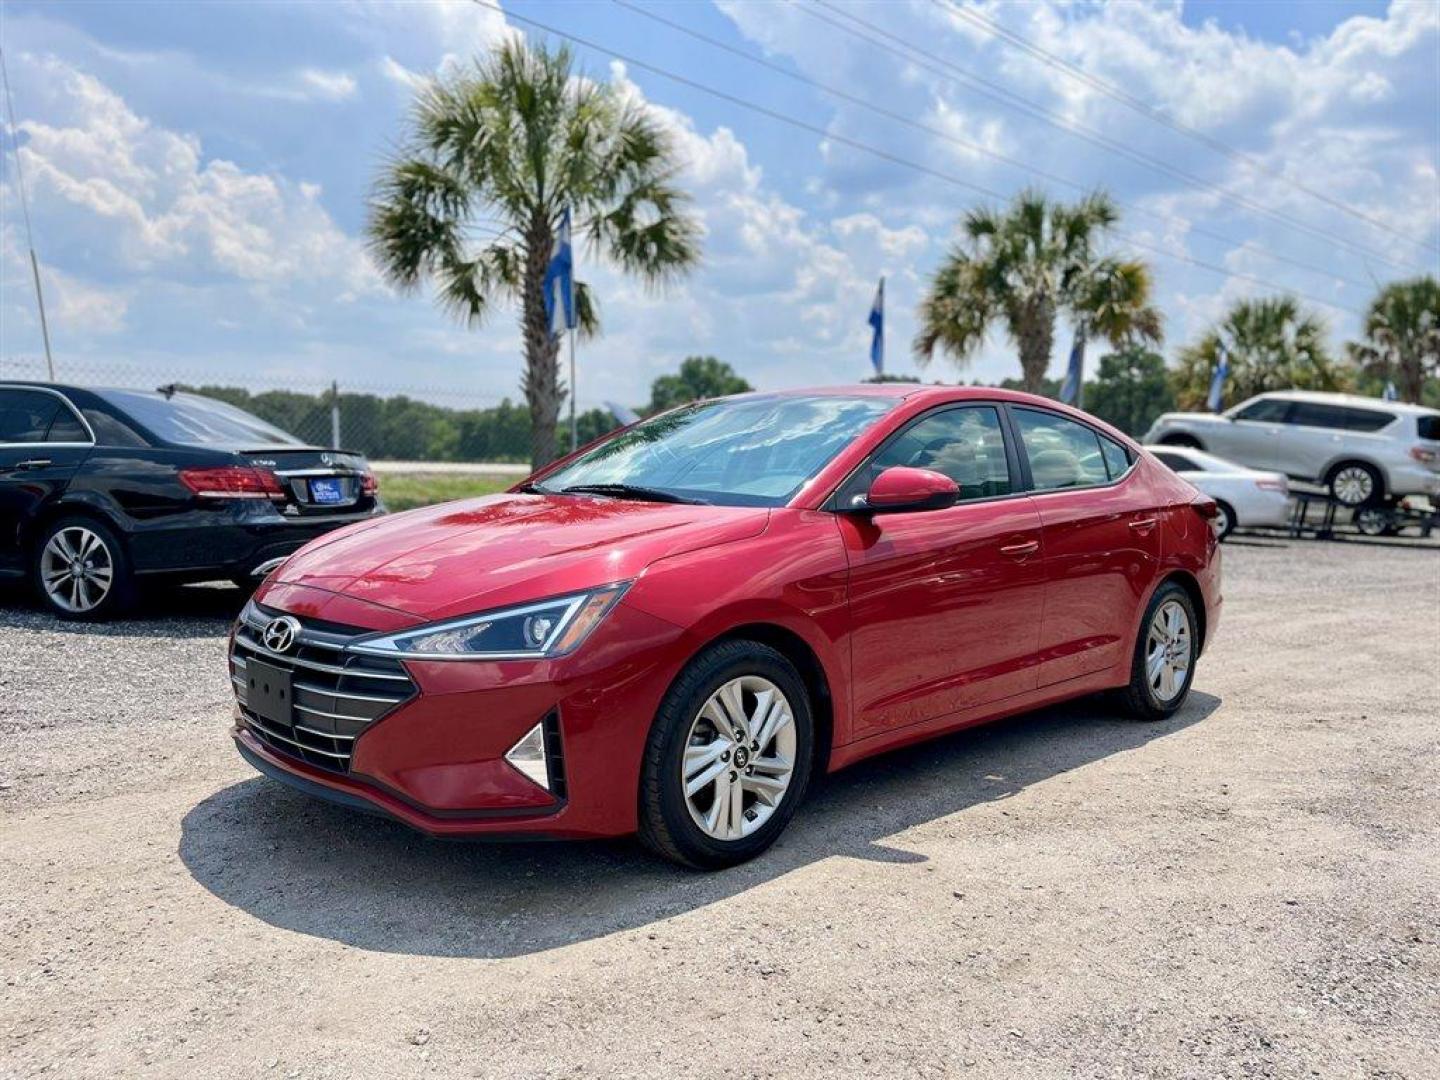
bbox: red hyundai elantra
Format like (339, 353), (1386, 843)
(230, 386), (1220, 867)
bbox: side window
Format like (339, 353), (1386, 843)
(1233, 399), (1290, 423)
(82, 408), (148, 448)
(1152, 451), (1195, 473)
(864, 406), (1014, 502)
(0, 389), (61, 444)
(46, 403), (89, 443)
(1341, 408), (1393, 433)
(1014, 408), (1110, 491)
(1098, 434), (1131, 479)
(1290, 402), (1350, 430)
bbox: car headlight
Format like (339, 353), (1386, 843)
(347, 583), (630, 661)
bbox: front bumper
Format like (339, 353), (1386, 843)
(230, 586), (689, 839)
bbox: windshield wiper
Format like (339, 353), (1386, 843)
(560, 483), (707, 505)
(516, 481), (550, 494)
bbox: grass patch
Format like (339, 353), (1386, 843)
(377, 472), (515, 512)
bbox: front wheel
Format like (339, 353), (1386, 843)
(32, 516), (135, 621)
(1120, 582), (1199, 721)
(638, 640), (814, 869)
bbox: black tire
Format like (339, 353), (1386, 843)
(1352, 507), (1397, 537)
(1119, 581), (1199, 722)
(1160, 434), (1203, 450)
(638, 640), (814, 869)
(1212, 499), (1236, 541)
(1327, 461), (1383, 507)
(31, 515), (136, 621)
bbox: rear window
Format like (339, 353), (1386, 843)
(0, 388), (87, 444)
(1418, 415), (1440, 441)
(1341, 407), (1393, 433)
(99, 390), (304, 448)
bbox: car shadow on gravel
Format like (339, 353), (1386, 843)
(179, 691), (1218, 959)
(0, 582), (247, 637)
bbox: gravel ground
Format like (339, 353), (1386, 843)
(1, 531), (1437, 1079)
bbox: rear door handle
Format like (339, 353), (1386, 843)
(1129, 517), (1158, 533)
(17, 458), (52, 470)
(999, 539), (1040, 558)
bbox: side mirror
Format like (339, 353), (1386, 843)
(860, 466), (959, 514)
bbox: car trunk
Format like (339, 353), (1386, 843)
(240, 446), (378, 517)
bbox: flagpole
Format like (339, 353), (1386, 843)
(568, 327), (577, 452)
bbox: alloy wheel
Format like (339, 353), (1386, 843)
(40, 526), (115, 614)
(1213, 503), (1231, 538)
(682, 675), (797, 841)
(1332, 466), (1374, 506)
(1145, 599), (1192, 704)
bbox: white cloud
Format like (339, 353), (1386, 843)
(298, 68), (358, 102)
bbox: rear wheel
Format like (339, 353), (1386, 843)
(32, 517), (135, 621)
(1120, 582), (1198, 721)
(638, 640), (814, 869)
(1328, 461), (1382, 507)
(1212, 499), (1236, 541)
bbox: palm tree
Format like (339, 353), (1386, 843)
(368, 41), (701, 467)
(1346, 276), (1440, 404)
(914, 190), (1162, 393)
(1172, 297), (1343, 410)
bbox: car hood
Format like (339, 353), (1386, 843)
(266, 493), (770, 621)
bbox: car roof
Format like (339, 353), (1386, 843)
(1251, 388), (1437, 416)
(728, 384), (1071, 407)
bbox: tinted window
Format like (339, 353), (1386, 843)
(0, 389), (61, 443)
(82, 408), (149, 448)
(1233, 399), (1291, 423)
(538, 394), (896, 507)
(46, 403), (89, 442)
(1014, 408), (1109, 490)
(867, 406), (1013, 502)
(1290, 402), (1352, 430)
(1099, 434), (1131, 479)
(1341, 407), (1393, 433)
(1419, 415), (1440, 441)
(1152, 451), (1194, 472)
(97, 390), (304, 448)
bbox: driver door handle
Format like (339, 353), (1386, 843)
(17, 458), (52, 470)
(999, 539), (1039, 558)
(1129, 517), (1158, 533)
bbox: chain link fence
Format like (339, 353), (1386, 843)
(2, 355), (623, 464)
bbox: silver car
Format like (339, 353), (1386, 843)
(1144, 390), (1440, 507)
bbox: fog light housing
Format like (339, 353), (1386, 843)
(504, 721), (550, 791)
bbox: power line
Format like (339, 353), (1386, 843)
(611, 0), (1374, 292)
(936, 0), (1439, 254)
(0, 45), (54, 379)
(803, 0), (1430, 277)
(483, 0), (1365, 317)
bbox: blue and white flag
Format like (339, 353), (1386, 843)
(1207, 347), (1230, 412)
(542, 207), (576, 338)
(1382, 380), (1398, 401)
(868, 277), (884, 375)
(1059, 334), (1084, 406)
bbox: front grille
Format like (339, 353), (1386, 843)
(230, 606), (415, 773)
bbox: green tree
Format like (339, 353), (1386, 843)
(367, 40), (701, 468)
(914, 190), (1162, 392)
(646, 356), (751, 414)
(1172, 297), (1343, 411)
(1346, 276), (1440, 404)
(1083, 347), (1174, 436)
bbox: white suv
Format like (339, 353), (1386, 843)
(1143, 390), (1440, 507)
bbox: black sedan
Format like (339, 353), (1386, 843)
(0, 382), (385, 619)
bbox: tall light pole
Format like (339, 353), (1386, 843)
(1, 46), (54, 380)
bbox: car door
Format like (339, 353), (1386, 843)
(1273, 401), (1352, 479)
(1216, 397), (1290, 469)
(835, 403), (1045, 740)
(0, 388), (95, 574)
(1010, 406), (1162, 687)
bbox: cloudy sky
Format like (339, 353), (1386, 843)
(1, 0), (1436, 411)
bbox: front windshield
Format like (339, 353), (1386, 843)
(100, 390), (305, 448)
(538, 394), (898, 507)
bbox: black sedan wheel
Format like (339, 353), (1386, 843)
(33, 517), (134, 620)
